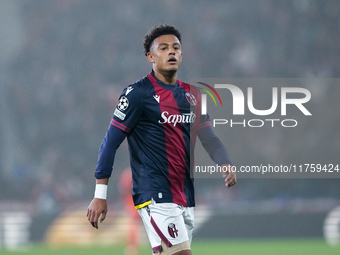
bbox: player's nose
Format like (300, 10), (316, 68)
(169, 47), (176, 55)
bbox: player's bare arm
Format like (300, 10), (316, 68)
(87, 178), (108, 229)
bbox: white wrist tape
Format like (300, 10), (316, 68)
(94, 184), (108, 200)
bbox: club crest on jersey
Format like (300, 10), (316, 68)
(118, 96), (129, 111)
(168, 223), (178, 238)
(114, 108), (126, 120)
(185, 93), (197, 106)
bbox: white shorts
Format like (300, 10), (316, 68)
(138, 200), (194, 253)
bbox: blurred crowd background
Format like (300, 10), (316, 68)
(0, 0), (340, 247)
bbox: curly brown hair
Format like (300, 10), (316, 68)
(143, 24), (182, 56)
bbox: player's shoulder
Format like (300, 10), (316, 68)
(119, 76), (144, 97)
(122, 75), (153, 96)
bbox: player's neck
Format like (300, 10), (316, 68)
(153, 69), (177, 85)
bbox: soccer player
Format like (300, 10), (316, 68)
(87, 24), (236, 255)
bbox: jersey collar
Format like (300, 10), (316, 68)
(150, 70), (179, 91)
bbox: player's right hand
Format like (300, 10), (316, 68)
(87, 198), (108, 229)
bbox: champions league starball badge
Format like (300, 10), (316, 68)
(118, 96), (129, 111)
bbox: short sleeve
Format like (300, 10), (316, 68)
(111, 85), (143, 133)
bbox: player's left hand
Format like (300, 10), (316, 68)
(221, 164), (237, 188)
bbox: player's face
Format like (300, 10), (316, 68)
(147, 34), (182, 73)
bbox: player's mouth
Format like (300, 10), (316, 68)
(167, 57), (177, 64)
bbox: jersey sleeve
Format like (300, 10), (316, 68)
(95, 125), (127, 179)
(194, 86), (231, 165)
(197, 125), (232, 166)
(94, 85), (143, 179)
(110, 85), (143, 133)
(197, 113), (213, 130)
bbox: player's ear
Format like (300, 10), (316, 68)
(147, 51), (155, 63)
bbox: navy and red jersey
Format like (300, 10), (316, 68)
(95, 70), (231, 209)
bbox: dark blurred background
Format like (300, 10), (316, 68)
(0, 0), (339, 249)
